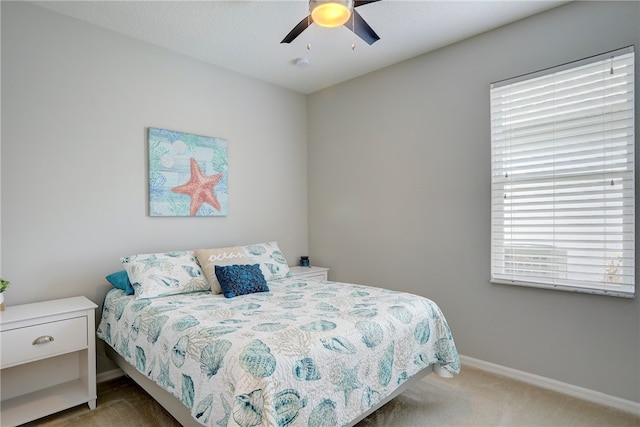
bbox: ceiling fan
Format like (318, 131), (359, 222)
(281, 0), (381, 46)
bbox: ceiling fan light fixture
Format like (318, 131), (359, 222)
(310, 0), (353, 28)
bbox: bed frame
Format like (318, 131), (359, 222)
(105, 345), (440, 426)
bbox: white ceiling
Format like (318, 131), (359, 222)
(32, 0), (569, 94)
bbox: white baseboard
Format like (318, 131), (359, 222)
(96, 368), (124, 384)
(460, 355), (640, 416)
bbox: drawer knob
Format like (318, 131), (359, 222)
(32, 335), (55, 345)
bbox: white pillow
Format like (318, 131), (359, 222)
(122, 251), (209, 299)
(195, 241), (290, 294)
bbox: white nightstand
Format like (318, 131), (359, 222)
(0, 296), (97, 426)
(289, 265), (329, 281)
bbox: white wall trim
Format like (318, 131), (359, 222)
(96, 368), (124, 384)
(460, 355), (640, 416)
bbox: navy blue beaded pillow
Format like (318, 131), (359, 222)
(215, 264), (269, 298)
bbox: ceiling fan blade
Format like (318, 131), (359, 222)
(354, 0), (381, 8)
(345, 10), (380, 45)
(281, 16), (313, 44)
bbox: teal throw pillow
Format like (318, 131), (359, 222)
(106, 270), (135, 295)
(215, 264), (269, 299)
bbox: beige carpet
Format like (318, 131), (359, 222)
(24, 366), (639, 427)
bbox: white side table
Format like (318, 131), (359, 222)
(0, 296), (97, 426)
(289, 265), (329, 281)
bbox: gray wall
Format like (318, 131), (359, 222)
(308, 1), (640, 403)
(1, 1), (307, 333)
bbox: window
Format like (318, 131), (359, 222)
(490, 46), (635, 298)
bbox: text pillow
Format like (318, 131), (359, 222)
(195, 241), (290, 294)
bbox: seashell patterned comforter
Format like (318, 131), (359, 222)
(97, 277), (460, 427)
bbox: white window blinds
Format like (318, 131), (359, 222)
(490, 46), (635, 298)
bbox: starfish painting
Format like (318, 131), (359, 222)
(172, 157), (223, 216)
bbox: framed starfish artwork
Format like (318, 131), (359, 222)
(148, 127), (228, 216)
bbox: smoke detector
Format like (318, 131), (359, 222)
(294, 57), (310, 68)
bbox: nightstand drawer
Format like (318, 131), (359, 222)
(1, 316), (87, 368)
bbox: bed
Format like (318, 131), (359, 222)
(97, 275), (459, 427)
